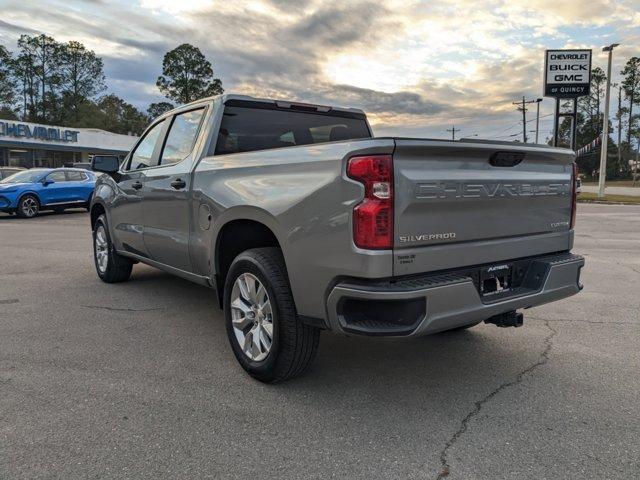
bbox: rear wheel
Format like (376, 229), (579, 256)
(224, 247), (320, 383)
(17, 195), (39, 218)
(93, 214), (133, 283)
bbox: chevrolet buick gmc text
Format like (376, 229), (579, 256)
(90, 94), (584, 382)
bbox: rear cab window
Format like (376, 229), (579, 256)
(214, 101), (371, 155)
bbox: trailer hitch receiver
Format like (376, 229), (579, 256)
(484, 310), (523, 328)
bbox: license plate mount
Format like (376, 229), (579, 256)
(479, 263), (513, 297)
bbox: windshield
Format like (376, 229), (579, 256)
(0, 170), (48, 184)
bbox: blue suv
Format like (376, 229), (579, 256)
(0, 168), (97, 218)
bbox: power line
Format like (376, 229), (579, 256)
(485, 122), (522, 138)
(485, 115), (554, 139)
(484, 114), (554, 139)
(439, 112), (555, 143)
(490, 120), (556, 141)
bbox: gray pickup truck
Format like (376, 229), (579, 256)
(90, 94), (584, 382)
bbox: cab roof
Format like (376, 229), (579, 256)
(159, 93), (366, 120)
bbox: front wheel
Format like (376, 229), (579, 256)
(17, 194), (39, 218)
(224, 248), (320, 383)
(93, 214), (133, 283)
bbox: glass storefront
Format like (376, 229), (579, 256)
(0, 147), (81, 168)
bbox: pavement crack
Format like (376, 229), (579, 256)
(583, 452), (625, 474)
(618, 262), (640, 275)
(435, 321), (557, 479)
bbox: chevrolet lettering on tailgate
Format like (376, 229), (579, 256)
(415, 181), (571, 200)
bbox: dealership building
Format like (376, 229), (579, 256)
(0, 119), (137, 168)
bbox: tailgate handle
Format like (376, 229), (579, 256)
(489, 151), (525, 167)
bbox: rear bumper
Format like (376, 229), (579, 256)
(326, 252), (584, 337)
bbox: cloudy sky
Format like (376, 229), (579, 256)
(1, 0), (639, 141)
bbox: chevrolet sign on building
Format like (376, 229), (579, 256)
(0, 119), (137, 168)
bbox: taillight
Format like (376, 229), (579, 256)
(571, 162), (577, 229)
(347, 154), (393, 249)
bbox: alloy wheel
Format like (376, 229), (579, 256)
(94, 225), (109, 273)
(21, 197), (38, 217)
(230, 273), (274, 362)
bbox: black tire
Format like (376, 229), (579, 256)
(223, 247), (320, 383)
(16, 194), (40, 218)
(93, 214), (133, 283)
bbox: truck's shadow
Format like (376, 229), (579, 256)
(116, 266), (533, 398)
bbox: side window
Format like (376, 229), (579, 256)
(279, 131), (295, 145)
(66, 171), (87, 181)
(160, 108), (205, 166)
(127, 120), (165, 170)
(47, 171), (67, 182)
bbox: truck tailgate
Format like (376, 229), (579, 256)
(393, 139), (575, 276)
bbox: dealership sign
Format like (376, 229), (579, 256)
(544, 49), (592, 98)
(0, 121), (79, 143)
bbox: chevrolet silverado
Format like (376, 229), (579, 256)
(90, 94), (584, 382)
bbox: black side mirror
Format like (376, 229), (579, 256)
(91, 155), (120, 175)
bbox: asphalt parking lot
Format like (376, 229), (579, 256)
(1, 204), (639, 479)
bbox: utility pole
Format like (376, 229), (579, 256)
(598, 43), (620, 198)
(446, 125), (461, 140)
(635, 138), (639, 186)
(635, 137), (639, 186)
(616, 84), (622, 172)
(535, 98), (543, 143)
(512, 97), (537, 143)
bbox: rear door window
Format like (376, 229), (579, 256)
(66, 171), (87, 181)
(47, 171), (67, 182)
(160, 108), (205, 166)
(214, 104), (371, 155)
